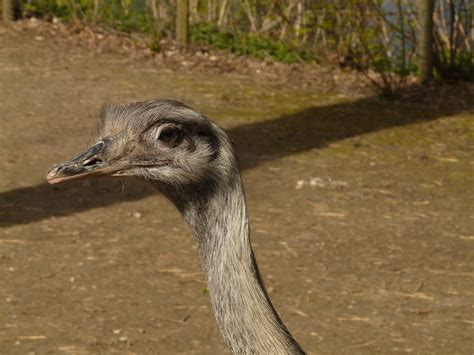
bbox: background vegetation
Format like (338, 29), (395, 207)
(4, 0), (473, 91)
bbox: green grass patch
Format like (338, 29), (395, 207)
(190, 23), (316, 64)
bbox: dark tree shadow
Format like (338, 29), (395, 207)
(1, 88), (471, 228)
(233, 98), (437, 169)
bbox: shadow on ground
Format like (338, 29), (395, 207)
(1, 88), (471, 228)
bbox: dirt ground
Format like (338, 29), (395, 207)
(1, 21), (473, 354)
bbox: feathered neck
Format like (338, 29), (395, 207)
(158, 174), (304, 354)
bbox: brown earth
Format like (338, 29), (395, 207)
(0, 20), (473, 354)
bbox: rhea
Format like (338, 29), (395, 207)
(46, 99), (305, 354)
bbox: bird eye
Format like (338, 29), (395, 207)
(157, 125), (181, 145)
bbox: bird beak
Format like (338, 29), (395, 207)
(46, 139), (125, 185)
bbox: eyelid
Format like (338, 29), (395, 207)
(147, 122), (179, 141)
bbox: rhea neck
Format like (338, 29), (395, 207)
(159, 172), (304, 354)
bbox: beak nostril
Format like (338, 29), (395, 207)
(83, 157), (103, 167)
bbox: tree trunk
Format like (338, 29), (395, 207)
(93, 0), (100, 23)
(418, 0), (435, 83)
(147, 0), (159, 30)
(189, 0), (199, 24)
(217, 0), (229, 30)
(294, 0), (303, 40)
(397, 0), (406, 74)
(2, 0), (14, 22)
(243, 0), (257, 32)
(176, 0), (189, 46)
(207, 0), (217, 22)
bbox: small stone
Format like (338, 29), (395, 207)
(119, 336), (128, 342)
(209, 55), (218, 62)
(309, 177), (325, 187)
(295, 180), (305, 189)
(132, 212), (142, 219)
(113, 329), (121, 334)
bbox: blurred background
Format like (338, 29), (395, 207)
(2, 0), (473, 89)
(0, 1), (473, 354)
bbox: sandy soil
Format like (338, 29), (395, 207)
(0, 21), (473, 354)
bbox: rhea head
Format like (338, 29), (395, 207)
(46, 99), (237, 205)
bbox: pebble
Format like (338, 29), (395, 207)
(309, 177), (325, 187)
(295, 180), (305, 189)
(132, 212), (142, 219)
